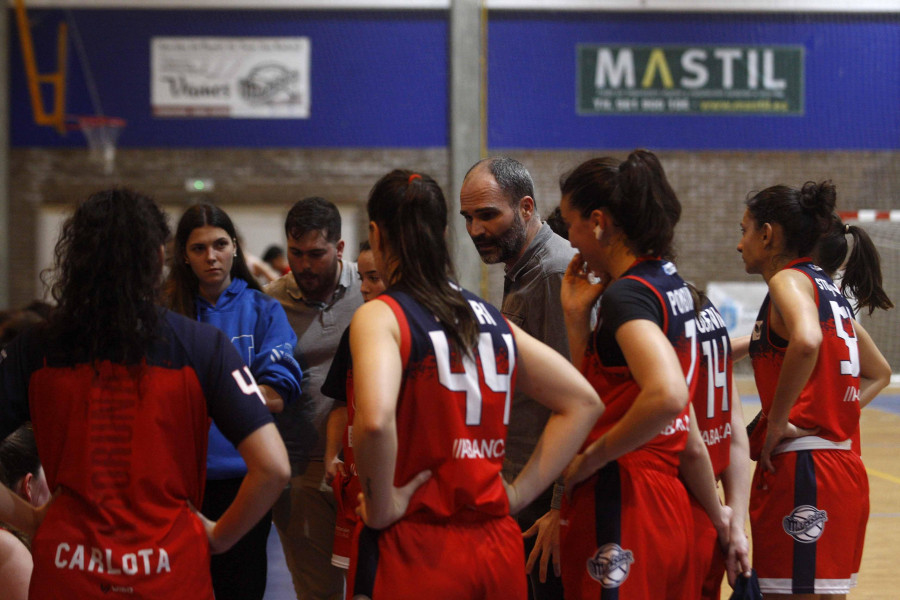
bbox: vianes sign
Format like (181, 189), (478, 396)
(151, 37), (310, 119)
(577, 45), (804, 115)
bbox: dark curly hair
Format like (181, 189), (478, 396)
(165, 203), (261, 319)
(45, 188), (170, 364)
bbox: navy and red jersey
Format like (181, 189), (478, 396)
(371, 287), (517, 522)
(748, 259), (861, 457)
(0, 310), (272, 599)
(692, 299), (734, 478)
(581, 258), (696, 468)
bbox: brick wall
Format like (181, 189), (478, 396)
(9, 147), (899, 370)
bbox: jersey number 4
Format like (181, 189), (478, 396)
(429, 331), (516, 426)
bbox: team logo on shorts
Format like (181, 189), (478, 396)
(587, 543), (634, 588)
(782, 504), (828, 543)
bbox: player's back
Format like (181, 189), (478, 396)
(692, 299), (734, 477)
(377, 287), (516, 521)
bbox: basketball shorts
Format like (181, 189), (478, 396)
(750, 448), (869, 595)
(560, 457), (693, 600)
(331, 471), (361, 569)
(689, 493), (725, 600)
(347, 514), (526, 600)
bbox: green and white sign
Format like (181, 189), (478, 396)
(577, 45), (804, 115)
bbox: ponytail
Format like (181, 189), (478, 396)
(560, 149), (681, 259)
(368, 170), (479, 356)
(841, 224), (894, 315)
(614, 149), (681, 259)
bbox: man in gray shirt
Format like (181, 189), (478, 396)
(460, 157), (575, 600)
(265, 197), (362, 600)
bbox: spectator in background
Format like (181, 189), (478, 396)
(545, 206), (569, 241)
(166, 203), (303, 600)
(263, 245), (291, 276)
(265, 197), (362, 600)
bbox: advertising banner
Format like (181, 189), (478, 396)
(151, 37), (310, 118)
(577, 44), (803, 115)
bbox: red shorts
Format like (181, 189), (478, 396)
(560, 457), (693, 600)
(750, 448), (869, 595)
(347, 514), (526, 600)
(331, 471), (361, 569)
(689, 494), (725, 600)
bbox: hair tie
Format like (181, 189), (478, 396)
(844, 223), (851, 234)
(408, 174), (422, 184)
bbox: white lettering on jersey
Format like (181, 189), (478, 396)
(231, 366), (266, 405)
(695, 306), (726, 333)
(814, 278), (842, 298)
(700, 423), (733, 447)
(666, 287), (694, 316)
(661, 413), (690, 436)
(452, 437), (505, 459)
(55, 544), (172, 575)
(842, 385), (860, 403)
(430, 330), (515, 426)
(469, 300), (498, 326)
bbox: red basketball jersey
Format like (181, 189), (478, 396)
(375, 287), (517, 521)
(0, 311), (272, 599)
(691, 299), (734, 478)
(580, 259), (697, 467)
(749, 259), (861, 458)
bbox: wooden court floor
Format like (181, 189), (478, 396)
(720, 383), (900, 599)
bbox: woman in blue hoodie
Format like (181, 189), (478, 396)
(166, 203), (302, 600)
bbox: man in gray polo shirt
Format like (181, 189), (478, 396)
(460, 157), (575, 600)
(265, 197), (362, 600)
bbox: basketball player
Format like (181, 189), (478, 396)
(738, 180), (891, 597)
(321, 241), (386, 573)
(347, 170), (603, 600)
(685, 287), (752, 598)
(0, 189), (289, 599)
(557, 151), (732, 599)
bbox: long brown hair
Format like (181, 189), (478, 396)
(166, 203), (261, 318)
(367, 170), (478, 355)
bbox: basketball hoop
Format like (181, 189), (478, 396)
(72, 115), (126, 175)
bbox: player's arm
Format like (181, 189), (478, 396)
(0, 530), (32, 600)
(678, 404), (732, 550)
(567, 319), (688, 488)
(760, 270), (822, 473)
(324, 406), (349, 485)
(193, 328), (290, 554)
(198, 423), (290, 554)
(505, 322), (602, 515)
(720, 378), (752, 584)
(855, 319), (891, 409)
(351, 301), (430, 530)
(731, 335), (750, 362)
